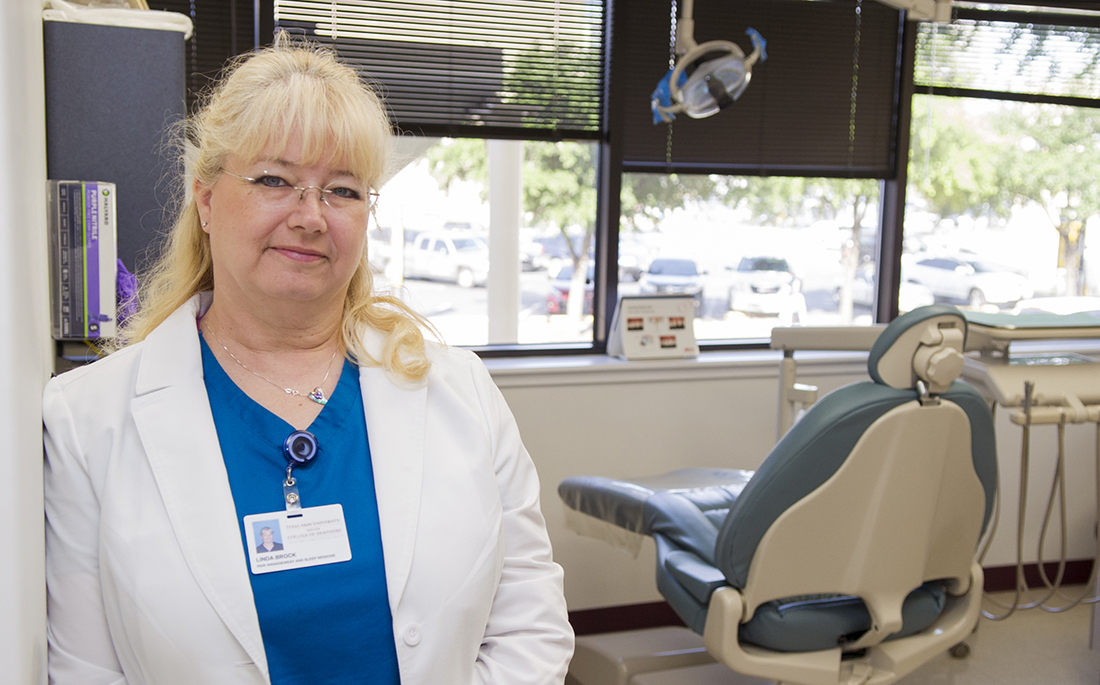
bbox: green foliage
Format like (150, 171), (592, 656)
(504, 40), (603, 132)
(426, 139), (597, 233)
(992, 103), (1100, 226)
(620, 174), (720, 231)
(908, 96), (1004, 218)
(909, 96), (1100, 227)
(426, 139), (488, 195)
(524, 141), (598, 232)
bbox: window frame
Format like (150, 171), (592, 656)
(180, 1), (1100, 357)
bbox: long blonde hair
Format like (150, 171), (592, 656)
(123, 35), (433, 382)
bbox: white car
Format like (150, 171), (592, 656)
(904, 254), (1033, 308)
(403, 230), (490, 288)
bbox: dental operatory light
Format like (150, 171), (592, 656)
(650, 0), (767, 124)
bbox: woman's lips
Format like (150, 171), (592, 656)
(271, 246), (325, 262)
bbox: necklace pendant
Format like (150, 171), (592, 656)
(308, 387), (328, 405)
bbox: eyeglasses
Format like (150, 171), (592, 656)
(221, 170), (379, 215)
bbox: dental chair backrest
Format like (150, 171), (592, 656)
(715, 304), (996, 646)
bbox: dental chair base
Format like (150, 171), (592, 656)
(566, 626), (781, 684)
(566, 626), (716, 685)
(704, 563), (983, 685)
(631, 661), (771, 685)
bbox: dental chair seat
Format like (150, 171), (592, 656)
(560, 305), (997, 685)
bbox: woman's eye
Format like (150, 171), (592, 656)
(328, 186), (362, 200)
(256, 175), (289, 188)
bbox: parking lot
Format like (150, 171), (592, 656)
(381, 261), (861, 346)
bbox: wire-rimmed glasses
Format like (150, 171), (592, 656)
(221, 169), (379, 216)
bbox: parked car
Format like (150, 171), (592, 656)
(904, 254), (1033, 308)
(617, 235), (653, 282)
(403, 230), (490, 287)
(546, 263), (594, 315)
(843, 262), (936, 313)
(728, 256), (800, 315)
(534, 233), (592, 268)
(520, 237), (546, 271)
(639, 258), (705, 309)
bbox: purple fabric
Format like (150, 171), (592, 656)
(116, 258), (138, 329)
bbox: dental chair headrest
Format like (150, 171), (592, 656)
(868, 304), (968, 394)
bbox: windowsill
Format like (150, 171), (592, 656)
(483, 348), (871, 388)
(481, 337), (1100, 389)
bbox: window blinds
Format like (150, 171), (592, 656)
(618, 0), (904, 177)
(275, 0), (606, 138)
(915, 7), (1100, 100)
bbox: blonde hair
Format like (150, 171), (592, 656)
(123, 34), (433, 382)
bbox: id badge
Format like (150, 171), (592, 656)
(244, 504), (352, 575)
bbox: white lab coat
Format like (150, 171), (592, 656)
(43, 293), (573, 685)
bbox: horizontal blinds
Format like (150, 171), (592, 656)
(915, 8), (1100, 99)
(619, 0), (903, 177)
(148, 0), (256, 111)
(275, 0), (605, 137)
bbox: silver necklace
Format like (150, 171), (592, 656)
(203, 323), (338, 406)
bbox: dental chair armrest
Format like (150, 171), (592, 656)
(704, 586), (843, 685)
(665, 550), (729, 605)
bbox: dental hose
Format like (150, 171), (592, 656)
(980, 385), (1032, 621)
(981, 383), (1100, 619)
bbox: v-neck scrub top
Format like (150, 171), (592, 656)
(201, 338), (400, 684)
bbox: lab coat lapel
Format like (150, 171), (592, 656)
(130, 296), (268, 673)
(359, 345), (426, 610)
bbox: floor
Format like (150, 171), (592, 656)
(894, 589), (1100, 685)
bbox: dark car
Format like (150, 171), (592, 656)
(546, 263), (595, 315)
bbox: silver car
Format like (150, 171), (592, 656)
(404, 230), (490, 288)
(903, 254), (1033, 308)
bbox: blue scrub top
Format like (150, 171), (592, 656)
(201, 337), (401, 684)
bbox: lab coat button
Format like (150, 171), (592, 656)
(403, 624), (422, 646)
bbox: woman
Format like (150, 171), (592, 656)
(43, 36), (573, 685)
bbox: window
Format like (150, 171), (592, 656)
(150, 1), (1100, 353)
(904, 6), (1100, 314)
(612, 0), (905, 345)
(620, 173), (886, 341)
(276, 0), (605, 349)
(372, 137), (599, 346)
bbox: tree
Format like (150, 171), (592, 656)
(620, 174), (721, 231)
(908, 96), (1004, 219)
(992, 104), (1100, 295)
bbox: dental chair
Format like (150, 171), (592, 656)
(560, 304), (997, 685)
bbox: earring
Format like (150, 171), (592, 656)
(202, 221), (208, 227)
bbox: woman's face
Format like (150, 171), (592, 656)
(194, 131), (371, 313)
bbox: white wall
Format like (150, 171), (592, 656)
(490, 352), (1100, 611)
(1, 1), (53, 682)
